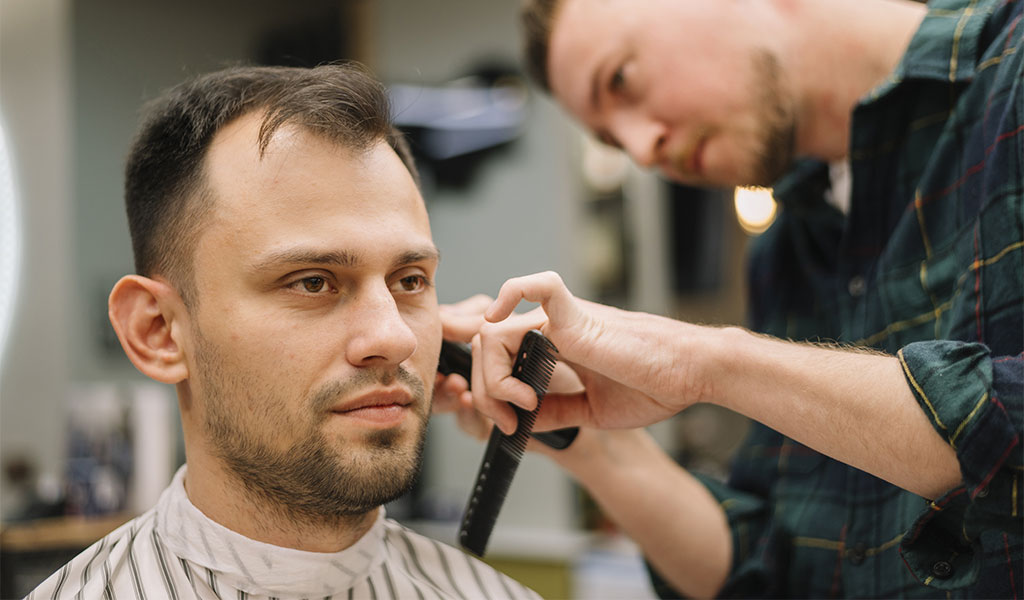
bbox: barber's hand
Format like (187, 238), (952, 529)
(433, 294), (496, 419)
(432, 293), (559, 445)
(434, 291), (585, 436)
(439, 294), (494, 343)
(433, 370), (493, 441)
(474, 271), (707, 434)
(434, 351), (584, 456)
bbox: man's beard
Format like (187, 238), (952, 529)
(746, 49), (797, 187)
(193, 331), (430, 528)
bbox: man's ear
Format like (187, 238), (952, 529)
(108, 275), (190, 384)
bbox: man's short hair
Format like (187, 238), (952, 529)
(124, 63), (418, 305)
(520, 0), (564, 93)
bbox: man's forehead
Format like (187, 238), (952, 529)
(198, 112), (432, 259)
(203, 113), (421, 211)
(206, 112), (329, 178)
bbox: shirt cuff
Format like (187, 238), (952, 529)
(897, 340), (1022, 589)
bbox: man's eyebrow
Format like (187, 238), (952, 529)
(250, 249), (360, 272)
(249, 245), (440, 272)
(395, 246), (441, 267)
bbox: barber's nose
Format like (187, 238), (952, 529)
(614, 113), (666, 168)
(345, 284), (418, 367)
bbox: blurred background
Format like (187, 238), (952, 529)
(0, 0), (770, 596)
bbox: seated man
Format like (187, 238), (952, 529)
(29, 64), (539, 600)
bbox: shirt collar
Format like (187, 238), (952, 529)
(868, 0), (992, 102)
(771, 159), (831, 212)
(777, 0), (994, 209)
(154, 465), (388, 597)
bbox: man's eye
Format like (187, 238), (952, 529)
(294, 276), (329, 293)
(392, 275), (428, 293)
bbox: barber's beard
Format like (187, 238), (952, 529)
(746, 50), (797, 187)
(193, 332), (430, 529)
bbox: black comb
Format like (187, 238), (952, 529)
(438, 340), (578, 451)
(455, 329), (559, 557)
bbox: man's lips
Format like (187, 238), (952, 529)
(330, 389), (415, 427)
(330, 389), (413, 413)
(337, 404), (409, 425)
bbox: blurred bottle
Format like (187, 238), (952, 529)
(64, 383), (131, 516)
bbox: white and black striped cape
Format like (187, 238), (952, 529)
(27, 467), (540, 600)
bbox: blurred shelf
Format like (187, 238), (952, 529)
(1, 512), (133, 552)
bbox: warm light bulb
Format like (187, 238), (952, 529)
(734, 186), (777, 234)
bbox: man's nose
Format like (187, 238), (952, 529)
(613, 113), (666, 168)
(345, 284), (418, 368)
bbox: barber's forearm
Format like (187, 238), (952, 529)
(703, 327), (962, 499)
(548, 429), (731, 598)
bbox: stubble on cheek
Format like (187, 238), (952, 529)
(746, 50), (797, 187)
(193, 329), (434, 523)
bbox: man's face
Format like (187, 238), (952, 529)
(185, 113), (441, 523)
(548, 0), (796, 187)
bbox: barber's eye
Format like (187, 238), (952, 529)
(300, 277), (326, 293)
(610, 66), (626, 92)
(598, 131), (622, 149)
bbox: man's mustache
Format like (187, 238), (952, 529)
(309, 366), (427, 415)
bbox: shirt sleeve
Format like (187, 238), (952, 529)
(644, 425), (796, 599)
(897, 340), (1023, 588)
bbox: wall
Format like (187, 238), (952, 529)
(0, 0), (74, 512)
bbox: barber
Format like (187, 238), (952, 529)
(436, 0), (1023, 596)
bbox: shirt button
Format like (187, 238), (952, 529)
(976, 487), (989, 498)
(848, 275), (866, 297)
(932, 560), (954, 579)
(849, 543), (866, 565)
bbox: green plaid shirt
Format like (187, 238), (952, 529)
(652, 0), (1023, 597)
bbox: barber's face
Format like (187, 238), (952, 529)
(185, 113), (441, 520)
(548, 0), (796, 187)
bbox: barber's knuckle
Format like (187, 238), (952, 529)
(478, 321), (501, 337)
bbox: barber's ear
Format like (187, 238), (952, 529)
(108, 275), (190, 384)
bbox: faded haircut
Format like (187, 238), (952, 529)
(123, 62), (418, 306)
(520, 0), (564, 93)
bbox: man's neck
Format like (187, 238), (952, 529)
(182, 448), (379, 553)
(780, 0), (928, 162)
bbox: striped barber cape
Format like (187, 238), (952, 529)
(27, 466), (540, 600)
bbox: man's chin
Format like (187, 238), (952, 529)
(363, 425), (407, 450)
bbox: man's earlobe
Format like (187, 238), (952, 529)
(108, 275), (189, 384)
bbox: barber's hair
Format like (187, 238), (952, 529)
(124, 63), (418, 304)
(520, 0), (564, 93)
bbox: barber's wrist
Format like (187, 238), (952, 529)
(669, 323), (747, 410)
(549, 428), (657, 483)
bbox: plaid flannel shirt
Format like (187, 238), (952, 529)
(651, 0), (1023, 597)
